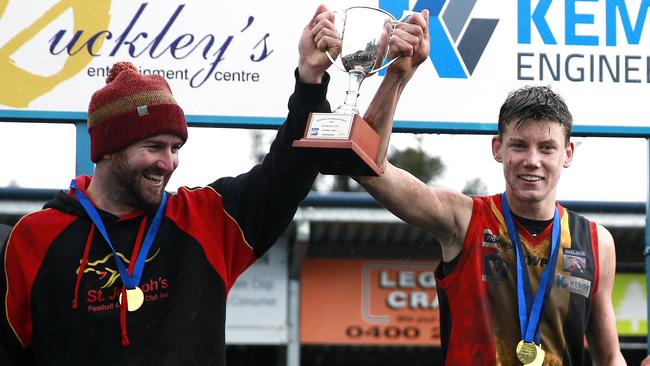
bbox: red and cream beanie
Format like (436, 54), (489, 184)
(87, 62), (188, 162)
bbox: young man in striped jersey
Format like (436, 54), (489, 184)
(357, 68), (626, 366)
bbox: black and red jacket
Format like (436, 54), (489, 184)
(0, 71), (330, 366)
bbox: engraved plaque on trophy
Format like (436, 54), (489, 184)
(293, 6), (409, 176)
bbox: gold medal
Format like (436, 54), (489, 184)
(119, 287), (144, 312)
(528, 344), (545, 366)
(516, 340), (537, 364)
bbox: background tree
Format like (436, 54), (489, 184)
(250, 130), (267, 164)
(322, 135), (446, 191)
(462, 177), (488, 196)
(389, 147), (444, 185)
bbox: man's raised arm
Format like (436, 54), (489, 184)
(354, 10), (473, 259)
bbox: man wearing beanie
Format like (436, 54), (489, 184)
(0, 5), (430, 366)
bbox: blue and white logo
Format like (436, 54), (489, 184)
(380, 0), (499, 78)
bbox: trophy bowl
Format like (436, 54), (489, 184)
(331, 6), (402, 114)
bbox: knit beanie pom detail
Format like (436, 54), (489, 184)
(106, 62), (138, 84)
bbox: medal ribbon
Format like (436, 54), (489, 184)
(501, 193), (560, 345)
(70, 179), (167, 289)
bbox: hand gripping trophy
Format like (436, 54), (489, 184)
(293, 6), (411, 176)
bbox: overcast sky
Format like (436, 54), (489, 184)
(0, 122), (647, 203)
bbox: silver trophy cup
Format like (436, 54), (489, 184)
(327, 6), (408, 114)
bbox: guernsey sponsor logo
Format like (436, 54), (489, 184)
(482, 251), (509, 283)
(563, 248), (587, 275)
(481, 229), (513, 250)
(556, 274), (591, 298)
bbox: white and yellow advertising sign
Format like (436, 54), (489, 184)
(2, 0), (650, 131)
(0, 0), (308, 119)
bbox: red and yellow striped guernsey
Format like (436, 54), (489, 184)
(435, 194), (599, 365)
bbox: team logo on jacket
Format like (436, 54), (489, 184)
(75, 248), (161, 288)
(75, 248), (170, 313)
(563, 248), (587, 275)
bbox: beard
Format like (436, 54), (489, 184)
(107, 151), (168, 211)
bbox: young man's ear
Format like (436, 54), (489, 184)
(491, 136), (502, 163)
(563, 141), (575, 168)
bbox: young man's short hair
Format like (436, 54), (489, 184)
(498, 85), (573, 144)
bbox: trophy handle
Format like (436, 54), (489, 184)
(326, 50), (347, 73)
(367, 10), (417, 75)
(325, 10), (348, 73)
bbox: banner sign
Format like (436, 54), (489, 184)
(613, 273), (647, 336)
(2, 1), (650, 128)
(301, 259), (440, 345)
(225, 239), (288, 344)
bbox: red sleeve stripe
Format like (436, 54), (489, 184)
(589, 221), (600, 299)
(4, 209), (76, 348)
(166, 187), (255, 293)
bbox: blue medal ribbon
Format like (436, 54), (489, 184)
(501, 193), (560, 345)
(70, 179), (167, 290)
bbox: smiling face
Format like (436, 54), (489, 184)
(492, 119), (574, 218)
(106, 134), (182, 210)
